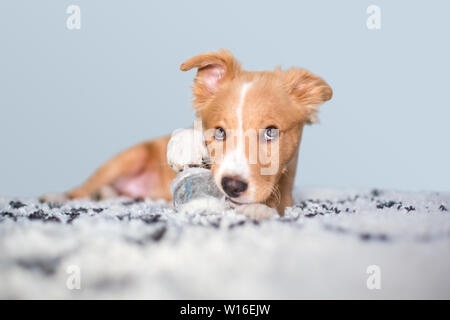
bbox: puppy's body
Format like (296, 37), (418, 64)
(55, 50), (332, 217)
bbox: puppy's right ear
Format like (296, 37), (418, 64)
(181, 49), (241, 110)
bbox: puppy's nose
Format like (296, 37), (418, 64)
(221, 176), (248, 198)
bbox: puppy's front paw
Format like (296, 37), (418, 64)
(91, 185), (119, 200)
(236, 203), (277, 220)
(167, 128), (209, 172)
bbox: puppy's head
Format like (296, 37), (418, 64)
(181, 50), (332, 206)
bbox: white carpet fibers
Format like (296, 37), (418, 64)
(0, 188), (449, 299)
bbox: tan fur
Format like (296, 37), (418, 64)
(54, 50), (332, 216)
(66, 135), (175, 201)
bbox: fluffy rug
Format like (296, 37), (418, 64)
(0, 188), (449, 299)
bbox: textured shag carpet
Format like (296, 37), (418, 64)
(0, 188), (449, 299)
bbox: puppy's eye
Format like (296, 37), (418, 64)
(264, 126), (279, 141)
(214, 127), (226, 141)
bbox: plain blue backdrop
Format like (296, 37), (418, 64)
(0, 0), (449, 197)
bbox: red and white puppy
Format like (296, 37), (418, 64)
(44, 50), (332, 219)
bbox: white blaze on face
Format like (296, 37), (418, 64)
(217, 82), (253, 198)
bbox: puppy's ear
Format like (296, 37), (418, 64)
(181, 49), (241, 109)
(283, 68), (332, 124)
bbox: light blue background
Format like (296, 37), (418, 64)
(0, 0), (449, 197)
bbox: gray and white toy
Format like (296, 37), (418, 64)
(166, 128), (228, 214)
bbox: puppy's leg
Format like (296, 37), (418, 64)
(91, 185), (120, 200)
(39, 192), (70, 203)
(66, 142), (152, 199)
(41, 136), (174, 202)
(272, 152), (298, 215)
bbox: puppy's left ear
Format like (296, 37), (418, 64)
(283, 68), (332, 124)
(180, 49), (241, 110)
